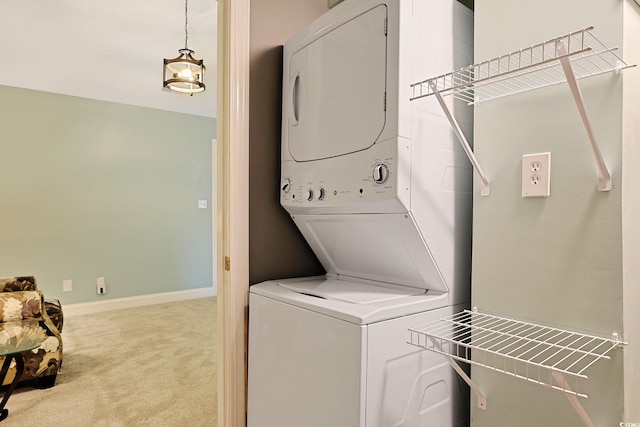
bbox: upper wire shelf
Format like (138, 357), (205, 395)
(410, 26), (634, 105)
(408, 309), (625, 399)
(409, 26), (636, 196)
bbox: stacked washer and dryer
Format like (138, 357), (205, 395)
(248, 1), (474, 426)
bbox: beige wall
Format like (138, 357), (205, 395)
(472, 1), (635, 426)
(248, 0), (327, 284)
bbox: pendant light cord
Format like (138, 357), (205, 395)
(184, 0), (189, 50)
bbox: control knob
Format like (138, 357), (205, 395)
(281, 178), (291, 193)
(372, 163), (389, 184)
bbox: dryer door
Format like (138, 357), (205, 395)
(286, 4), (387, 162)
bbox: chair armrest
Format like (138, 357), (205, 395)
(44, 299), (64, 333)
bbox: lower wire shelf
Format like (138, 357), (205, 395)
(408, 308), (625, 414)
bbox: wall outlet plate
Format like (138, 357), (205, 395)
(522, 152), (551, 197)
(63, 279), (73, 292)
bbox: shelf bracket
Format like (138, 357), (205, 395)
(551, 371), (595, 427)
(431, 338), (487, 410)
(430, 81), (491, 196)
(556, 40), (612, 192)
(446, 357), (487, 410)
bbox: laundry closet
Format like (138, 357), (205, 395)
(248, 0), (474, 426)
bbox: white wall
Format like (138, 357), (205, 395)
(0, 0), (217, 118)
(472, 1), (634, 425)
(622, 2), (640, 423)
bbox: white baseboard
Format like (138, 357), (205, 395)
(63, 287), (217, 317)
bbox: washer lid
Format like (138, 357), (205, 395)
(292, 213), (448, 293)
(279, 279), (425, 304)
(251, 278), (450, 325)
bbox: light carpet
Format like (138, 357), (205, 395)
(2, 297), (217, 427)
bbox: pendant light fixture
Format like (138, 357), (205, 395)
(163, 0), (205, 94)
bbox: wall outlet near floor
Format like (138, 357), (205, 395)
(97, 277), (106, 295)
(522, 152), (551, 197)
(63, 279), (73, 292)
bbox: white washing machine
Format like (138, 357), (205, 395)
(248, 0), (474, 426)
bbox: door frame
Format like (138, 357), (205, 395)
(217, 0), (250, 426)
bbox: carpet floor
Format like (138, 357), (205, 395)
(2, 297), (217, 427)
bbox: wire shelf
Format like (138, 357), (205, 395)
(410, 26), (634, 105)
(408, 309), (625, 399)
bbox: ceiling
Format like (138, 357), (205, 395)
(1, 0), (217, 118)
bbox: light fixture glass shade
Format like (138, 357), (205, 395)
(163, 48), (205, 94)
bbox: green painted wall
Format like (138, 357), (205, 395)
(472, 1), (637, 426)
(0, 85), (216, 304)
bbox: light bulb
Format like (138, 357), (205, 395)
(177, 68), (195, 80)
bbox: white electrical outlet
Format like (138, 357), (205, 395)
(97, 277), (106, 295)
(522, 152), (551, 197)
(63, 279), (73, 292)
(197, 199), (207, 209)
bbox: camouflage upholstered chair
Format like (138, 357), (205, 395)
(0, 276), (63, 388)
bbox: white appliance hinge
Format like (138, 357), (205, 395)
(384, 17), (388, 35)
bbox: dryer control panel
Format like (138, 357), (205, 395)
(280, 137), (410, 215)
